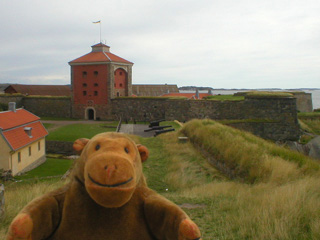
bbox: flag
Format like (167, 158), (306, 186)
(93, 20), (101, 24)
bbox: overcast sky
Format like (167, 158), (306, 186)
(0, 0), (319, 89)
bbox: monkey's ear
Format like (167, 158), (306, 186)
(73, 138), (89, 154)
(137, 144), (149, 163)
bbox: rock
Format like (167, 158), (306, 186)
(284, 141), (309, 155)
(0, 184), (4, 220)
(306, 136), (320, 160)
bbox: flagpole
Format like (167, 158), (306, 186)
(93, 20), (102, 43)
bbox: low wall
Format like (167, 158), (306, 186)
(46, 141), (76, 155)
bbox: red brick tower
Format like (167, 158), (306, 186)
(69, 43), (133, 120)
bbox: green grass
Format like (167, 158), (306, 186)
(42, 123), (53, 129)
(40, 117), (78, 121)
(204, 95), (245, 101)
(298, 112), (320, 118)
(245, 91), (293, 98)
(46, 123), (118, 142)
(14, 158), (73, 181)
(160, 121), (182, 130)
(217, 119), (278, 124)
(299, 119), (320, 135)
(3, 121), (320, 239)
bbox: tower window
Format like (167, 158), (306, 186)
(94, 71), (98, 76)
(94, 83), (98, 87)
(18, 152), (21, 163)
(82, 71), (87, 78)
(38, 141), (41, 151)
(120, 83), (123, 87)
(83, 83), (87, 87)
(29, 146), (31, 156)
(83, 91), (87, 96)
(94, 91), (98, 96)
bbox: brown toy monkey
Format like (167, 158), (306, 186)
(7, 132), (202, 240)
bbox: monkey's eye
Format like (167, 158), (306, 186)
(124, 147), (129, 153)
(95, 144), (100, 151)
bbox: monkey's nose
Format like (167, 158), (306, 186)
(104, 165), (117, 179)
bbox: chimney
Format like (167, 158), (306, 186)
(8, 102), (16, 112)
(195, 89), (200, 99)
(24, 127), (33, 138)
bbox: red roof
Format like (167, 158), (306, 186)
(69, 44), (133, 65)
(161, 93), (211, 100)
(0, 109), (40, 130)
(2, 122), (48, 150)
(0, 109), (48, 150)
(69, 52), (133, 64)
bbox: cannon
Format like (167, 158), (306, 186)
(154, 128), (175, 136)
(144, 125), (172, 132)
(149, 119), (165, 127)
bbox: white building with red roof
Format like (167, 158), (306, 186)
(0, 103), (48, 176)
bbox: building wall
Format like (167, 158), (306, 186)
(0, 134), (11, 171)
(114, 68), (127, 97)
(72, 103), (112, 120)
(72, 65), (109, 105)
(11, 138), (46, 176)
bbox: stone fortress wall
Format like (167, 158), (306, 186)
(0, 94), (301, 141)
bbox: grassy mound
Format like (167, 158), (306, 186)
(180, 119), (319, 184)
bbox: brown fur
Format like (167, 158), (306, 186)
(7, 132), (201, 240)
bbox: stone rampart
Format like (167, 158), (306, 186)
(292, 92), (313, 112)
(0, 95), (300, 141)
(22, 97), (72, 118)
(111, 96), (300, 141)
(0, 95), (24, 110)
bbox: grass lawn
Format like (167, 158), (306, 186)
(298, 112), (320, 119)
(42, 123), (53, 129)
(205, 94), (245, 101)
(46, 123), (118, 142)
(2, 121), (320, 239)
(14, 158), (74, 181)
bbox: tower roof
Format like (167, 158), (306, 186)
(69, 43), (133, 65)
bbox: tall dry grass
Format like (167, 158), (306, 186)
(0, 180), (65, 238)
(159, 124), (320, 239)
(180, 119), (320, 184)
